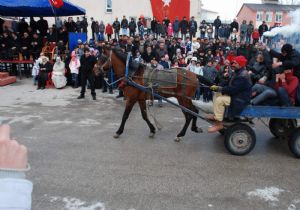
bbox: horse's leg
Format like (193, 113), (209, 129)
(114, 99), (136, 138)
(138, 100), (156, 138)
(174, 98), (193, 142)
(190, 103), (203, 133)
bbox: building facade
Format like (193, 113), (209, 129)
(237, 3), (300, 28)
(69, 0), (202, 23)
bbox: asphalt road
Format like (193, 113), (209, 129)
(0, 79), (299, 210)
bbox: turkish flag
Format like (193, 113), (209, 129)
(150, 0), (190, 22)
(49, 0), (64, 9)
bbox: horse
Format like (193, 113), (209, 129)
(95, 45), (203, 142)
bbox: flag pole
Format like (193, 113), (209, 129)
(49, 0), (59, 57)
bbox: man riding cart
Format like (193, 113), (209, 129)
(206, 56), (252, 132)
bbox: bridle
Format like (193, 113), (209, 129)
(100, 49), (112, 72)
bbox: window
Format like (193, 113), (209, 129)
(275, 12), (283, 23)
(266, 11), (273, 22)
(256, 11), (263, 22)
(106, 0), (112, 13)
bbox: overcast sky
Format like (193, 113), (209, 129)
(202, 0), (261, 21)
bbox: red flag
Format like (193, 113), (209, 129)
(150, 0), (190, 22)
(49, 0), (64, 9)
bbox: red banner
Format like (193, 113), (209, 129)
(150, 0), (190, 22)
(49, 0), (64, 9)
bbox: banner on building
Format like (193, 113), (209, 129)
(150, 0), (190, 22)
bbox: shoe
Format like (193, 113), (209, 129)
(116, 95), (123, 98)
(41, 87), (45, 90)
(77, 95), (85, 99)
(92, 95), (96, 100)
(109, 90), (113, 94)
(74, 85), (78, 89)
(158, 103), (163, 107)
(102, 89), (107, 93)
(37, 87), (41, 90)
(208, 122), (224, 133)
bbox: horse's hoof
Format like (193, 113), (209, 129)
(149, 132), (155, 138)
(113, 134), (120, 139)
(174, 137), (182, 142)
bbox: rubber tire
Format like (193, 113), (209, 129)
(289, 129), (300, 159)
(224, 123), (256, 156)
(269, 118), (297, 138)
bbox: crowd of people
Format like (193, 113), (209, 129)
(1, 15), (300, 108)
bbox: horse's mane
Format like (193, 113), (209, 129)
(112, 47), (128, 64)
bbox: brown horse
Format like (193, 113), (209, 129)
(96, 45), (203, 142)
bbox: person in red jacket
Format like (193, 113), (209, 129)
(105, 23), (113, 41)
(252, 29), (260, 44)
(275, 70), (298, 106)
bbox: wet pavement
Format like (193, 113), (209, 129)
(0, 79), (299, 210)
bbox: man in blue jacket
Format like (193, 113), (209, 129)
(207, 56), (252, 132)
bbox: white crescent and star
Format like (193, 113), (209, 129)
(162, 0), (171, 7)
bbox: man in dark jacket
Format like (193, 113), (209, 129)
(37, 17), (48, 37)
(213, 16), (222, 39)
(207, 56), (251, 132)
(128, 18), (137, 37)
(189, 16), (198, 38)
(269, 43), (300, 80)
(173, 17), (180, 38)
(258, 21), (268, 39)
(91, 17), (96, 40)
(180, 16), (189, 39)
(113, 18), (121, 40)
(78, 48), (98, 100)
(230, 19), (239, 33)
(151, 17), (157, 37)
(121, 16), (129, 36)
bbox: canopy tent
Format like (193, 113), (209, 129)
(0, 0), (85, 17)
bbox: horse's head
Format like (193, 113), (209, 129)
(93, 44), (112, 76)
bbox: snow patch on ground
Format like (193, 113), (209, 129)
(6, 115), (42, 124)
(247, 187), (285, 202)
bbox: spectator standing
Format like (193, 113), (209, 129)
(98, 21), (105, 41)
(167, 23), (173, 38)
(105, 23), (113, 41)
(189, 16), (198, 38)
(78, 48), (97, 100)
(180, 16), (189, 39)
(30, 17), (38, 33)
(230, 18), (239, 33)
(69, 51), (81, 88)
(173, 17), (180, 38)
(258, 21), (268, 41)
(91, 17), (97, 40)
(37, 17), (49, 37)
(213, 16), (222, 39)
(121, 16), (129, 36)
(240, 20), (248, 42)
(128, 18), (137, 37)
(113, 18), (121, 40)
(246, 20), (254, 43)
(151, 17), (158, 37)
(76, 17), (82, 32)
(81, 16), (88, 33)
(199, 22), (207, 39)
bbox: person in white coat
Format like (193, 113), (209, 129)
(31, 59), (40, 86)
(52, 57), (67, 89)
(0, 125), (32, 210)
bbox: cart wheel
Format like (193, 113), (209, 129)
(224, 123), (256, 156)
(289, 129), (300, 158)
(269, 118), (297, 138)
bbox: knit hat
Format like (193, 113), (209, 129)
(281, 44), (293, 55)
(232, 56), (247, 68)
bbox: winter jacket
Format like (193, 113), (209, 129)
(128, 21), (137, 32)
(258, 24), (268, 36)
(230, 21), (239, 32)
(275, 72), (299, 105)
(113, 20), (121, 31)
(105, 24), (113, 35)
(247, 24), (254, 36)
(172, 20), (180, 32)
(221, 68), (251, 118)
(121, 19), (129, 29)
(80, 55), (97, 75)
(180, 20), (189, 34)
(189, 20), (198, 32)
(213, 18), (222, 29)
(240, 23), (248, 36)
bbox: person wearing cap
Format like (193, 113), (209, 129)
(187, 57), (197, 73)
(37, 56), (52, 90)
(207, 56), (251, 132)
(77, 48), (97, 100)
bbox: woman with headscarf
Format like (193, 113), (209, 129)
(38, 56), (52, 90)
(52, 57), (67, 89)
(69, 51), (81, 88)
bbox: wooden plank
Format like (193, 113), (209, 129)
(240, 106), (300, 119)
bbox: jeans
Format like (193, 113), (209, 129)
(121, 28), (128, 36)
(251, 84), (277, 105)
(114, 31), (120, 40)
(277, 87), (293, 106)
(200, 33), (205, 39)
(71, 73), (78, 87)
(195, 86), (202, 100)
(33, 76), (38, 86)
(203, 87), (212, 102)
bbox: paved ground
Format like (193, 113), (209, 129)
(0, 79), (300, 210)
